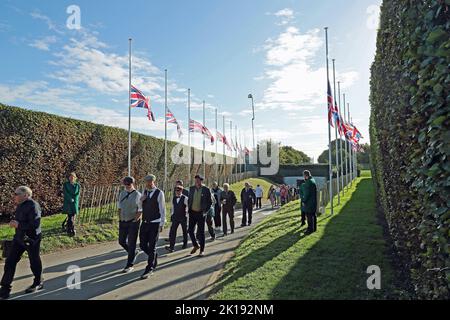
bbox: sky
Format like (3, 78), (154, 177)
(0, 0), (381, 161)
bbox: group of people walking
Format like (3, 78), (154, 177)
(0, 173), (263, 299)
(268, 184), (298, 208)
(0, 170), (318, 300)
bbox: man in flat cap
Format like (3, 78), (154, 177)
(139, 174), (166, 279)
(117, 176), (142, 273)
(187, 175), (212, 257)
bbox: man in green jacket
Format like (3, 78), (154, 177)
(300, 170), (318, 234)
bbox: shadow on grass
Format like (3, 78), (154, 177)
(268, 178), (396, 300)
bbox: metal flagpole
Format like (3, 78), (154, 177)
(325, 27), (333, 215)
(188, 88), (191, 185)
(343, 93), (349, 190)
(348, 104), (353, 184)
(164, 69), (168, 192)
(202, 100), (206, 178)
(127, 38), (132, 176)
(352, 116), (357, 180)
(223, 116), (226, 181)
(338, 81), (344, 194)
(215, 108), (218, 181)
(332, 59), (340, 205)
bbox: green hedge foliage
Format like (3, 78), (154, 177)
(370, 0), (449, 299)
(0, 104), (236, 218)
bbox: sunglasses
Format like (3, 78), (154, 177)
(14, 192), (22, 196)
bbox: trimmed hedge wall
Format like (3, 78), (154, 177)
(370, 0), (449, 299)
(0, 104), (236, 218)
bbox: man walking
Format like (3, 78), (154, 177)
(0, 186), (43, 300)
(211, 182), (222, 229)
(301, 170), (318, 234)
(188, 175), (212, 257)
(221, 183), (237, 236)
(255, 184), (263, 209)
(165, 186), (188, 253)
(139, 175), (166, 279)
(240, 182), (256, 227)
(117, 176), (142, 273)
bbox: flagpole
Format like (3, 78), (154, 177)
(188, 88), (191, 186)
(234, 124), (238, 177)
(332, 59), (340, 205)
(352, 116), (357, 180)
(325, 27), (334, 215)
(223, 116), (226, 182)
(348, 104), (353, 185)
(343, 93), (349, 190)
(202, 100), (206, 179)
(215, 107), (218, 181)
(127, 38), (132, 176)
(338, 81), (344, 195)
(164, 69), (168, 192)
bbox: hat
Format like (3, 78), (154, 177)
(176, 180), (184, 186)
(144, 174), (156, 182)
(194, 175), (204, 181)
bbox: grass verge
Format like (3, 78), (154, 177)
(210, 171), (402, 300)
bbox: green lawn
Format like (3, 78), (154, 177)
(228, 177), (276, 207)
(210, 172), (402, 300)
(0, 177), (275, 258)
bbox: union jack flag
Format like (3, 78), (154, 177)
(189, 119), (215, 145)
(217, 131), (232, 151)
(327, 81), (337, 127)
(130, 85), (155, 121)
(166, 108), (183, 139)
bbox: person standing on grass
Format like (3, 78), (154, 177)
(0, 186), (43, 300)
(255, 184), (263, 209)
(139, 174), (166, 279)
(268, 186), (276, 209)
(165, 186), (188, 253)
(117, 176), (142, 273)
(62, 172), (80, 237)
(301, 170), (318, 235)
(221, 183), (237, 236)
(211, 182), (222, 230)
(188, 175), (212, 257)
(275, 185), (281, 207)
(240, 182), (256, 227)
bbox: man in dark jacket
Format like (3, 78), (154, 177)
(301, 170), (318, 234)
(0, 186), (43, 300)
(241, 182), (256, 227)
(221, 183), (237, 235)
(188, 175), (212, 257)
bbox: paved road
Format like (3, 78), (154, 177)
(4, 205), (277, 300)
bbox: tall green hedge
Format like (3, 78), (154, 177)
(370, 0), (449, 299)
(0, 104), (236, 218)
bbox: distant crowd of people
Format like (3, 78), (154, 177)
(0, 170), (318, 300)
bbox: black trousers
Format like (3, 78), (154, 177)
(188, 212), (206, 251)
(301, 210), (306, 225)
(242, 204), (253, 225)
(306, 211), (317, 232)
(67, 213), (76, 234)
(213, 205), (221, 228)
(1, 237), (42, 289)
(118, 220), (140, 266)
(256, 197), (262, 209)
(139, 222), (160, 271)
(222, 207), (235, 235)
(205, 215), (215, 239)
(169, 218), (188, 249)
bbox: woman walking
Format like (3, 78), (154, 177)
(62, 172), (80, 237)
(268, 186), (276, 209)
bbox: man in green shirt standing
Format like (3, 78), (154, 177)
(300, 170), (318, 235)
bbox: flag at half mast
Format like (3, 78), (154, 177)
(166, 108), (183, 139)
(130, 85), (155, 121)
(189, 119), (215, 145)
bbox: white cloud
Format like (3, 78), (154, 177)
(272, 8), (295, 26)
(30, 11), (64, 34)
(29, 36), (57, 51)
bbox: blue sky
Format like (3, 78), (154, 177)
(0, 0), (381, 160)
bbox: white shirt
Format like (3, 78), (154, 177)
(171, 196), (189, 216)
(255, 186), (264, 198)
(141, 188), (166, 227)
